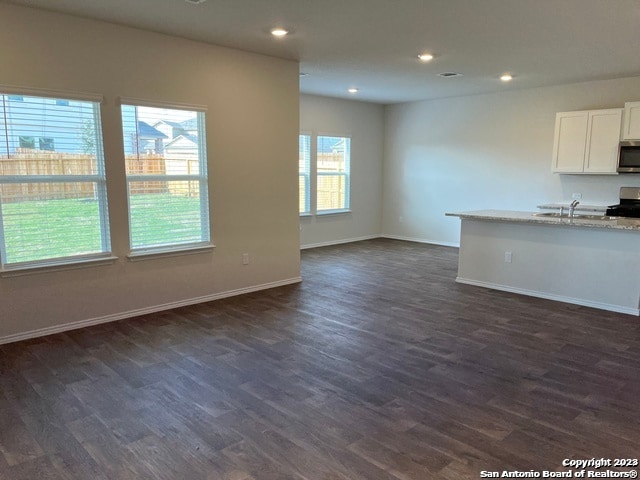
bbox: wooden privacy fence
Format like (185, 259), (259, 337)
(0, 150), (199, 202)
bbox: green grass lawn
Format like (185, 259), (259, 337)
(2, 194), (204, 264)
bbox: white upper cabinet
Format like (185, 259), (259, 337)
(584, 109), (623, 173)
(621, 101), (640, 140)
(552, 111), (588, 173)
(552, 108), (622, 174)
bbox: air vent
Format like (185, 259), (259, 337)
(184, 0), (206, 4)
(438, 72), (463, 78)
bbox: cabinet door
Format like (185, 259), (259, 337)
(584, 108), (622, 174)
(622, 101), (640, 140)
(552, 111), (588, 173)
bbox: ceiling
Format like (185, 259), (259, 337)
(7, 0), (640, 104)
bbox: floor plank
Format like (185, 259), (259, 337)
(1, 238), (639, 479)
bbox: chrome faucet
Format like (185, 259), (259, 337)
(569, 200), (580, 218)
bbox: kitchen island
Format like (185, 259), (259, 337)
(446, 210), (640, 316)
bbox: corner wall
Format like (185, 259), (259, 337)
(0, 4), (300, 342)
(300, 94), (384, 248)
(383, 77), (640, 246)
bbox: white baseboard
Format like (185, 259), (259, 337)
(456, 277), (640, 316)
(381, 234), (460, 248)
(300, 234), (460, 250)
(0, 277), (302, 346)
(300, 235), (382, 250)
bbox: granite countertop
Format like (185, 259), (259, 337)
(446, 210), (640, 231)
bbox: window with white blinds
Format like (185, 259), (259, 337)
(0, 92), (110, 268)
(299, 134), (311, 214)
(121, 103), (210, 253)
(317, 135), (350, 213)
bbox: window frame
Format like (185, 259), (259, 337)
(315, 133), (352, 215)
(118, 98), (212, 259)
(0, 88), (114, 274)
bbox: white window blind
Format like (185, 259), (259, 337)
(121, 104), (210, 252)
(299, 134), (311, 214)
(317, 135), (350, 212)
(0, 93), (110, 268)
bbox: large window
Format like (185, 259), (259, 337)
(121, 103), (210, 253)
(0, 92), (110, 269)
(299, 134), (311, 214)
(317, 135), (350, 213)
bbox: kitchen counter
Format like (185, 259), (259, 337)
(446, 209), (640, 231)
(447, 210), (640, 316)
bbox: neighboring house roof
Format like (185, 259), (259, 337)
(137, 121), (167, 139)
(179, 118), (198, 131)
(164, 134), (198, 148)
(153, 119), (183, 130)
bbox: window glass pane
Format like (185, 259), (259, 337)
(317, 174), (348, 211)
(39, 137), (55, 151)
(0, 93), (109, 267)
(299, 134), (310, 214)
(129, 181), (203, 248)
(0, 95), (101, 171)
(0, 182), (105, 264)
(299, 175), (309, 214)
(317, 136), (350, 211)
(121, 104), (209, 251)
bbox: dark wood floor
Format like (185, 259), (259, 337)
(1, 238), (639, 480)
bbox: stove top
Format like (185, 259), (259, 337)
(605, 187), (640, 218)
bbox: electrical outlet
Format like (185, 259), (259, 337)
(242, 253), (249, 265)
(504, 251), (512, 263)
(572, 193), (582, 200)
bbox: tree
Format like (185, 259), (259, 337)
(80, 120), (96, 155)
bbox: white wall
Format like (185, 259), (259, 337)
(300, 94), (384, 247)
(383, 77), (640, 246)
(0, 4), (300, 342)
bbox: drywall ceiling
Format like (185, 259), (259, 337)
(7, 0), (640, 104)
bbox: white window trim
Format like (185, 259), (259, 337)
(1, 254), (118, 278)
(127, 242), (214, 262)
(315, 134), (352, 215)
(0, 91), (111, 270)
(316, 209), (352, 216)
(121, 102), (211, 256)
(117, 96), (208, 113)
(0, 84), (103, 104)
(298, 132), (353, 217)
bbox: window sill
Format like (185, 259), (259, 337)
(1, 255), (118, 278)
(299, 213), (312, 218)
(127, 243), (215, 262)
(316, 209), (352, 216)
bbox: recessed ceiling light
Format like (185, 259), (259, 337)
(500, 74), (513, 82)
(348, 88), (359, 94)
(271, 28), (289, 37)
(417, 53), (434, 62)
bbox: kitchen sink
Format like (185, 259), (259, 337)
(532, 212), (619, 220)
(532, 212), (563, 217)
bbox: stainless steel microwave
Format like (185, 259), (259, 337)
(618, 141), (640, 173)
